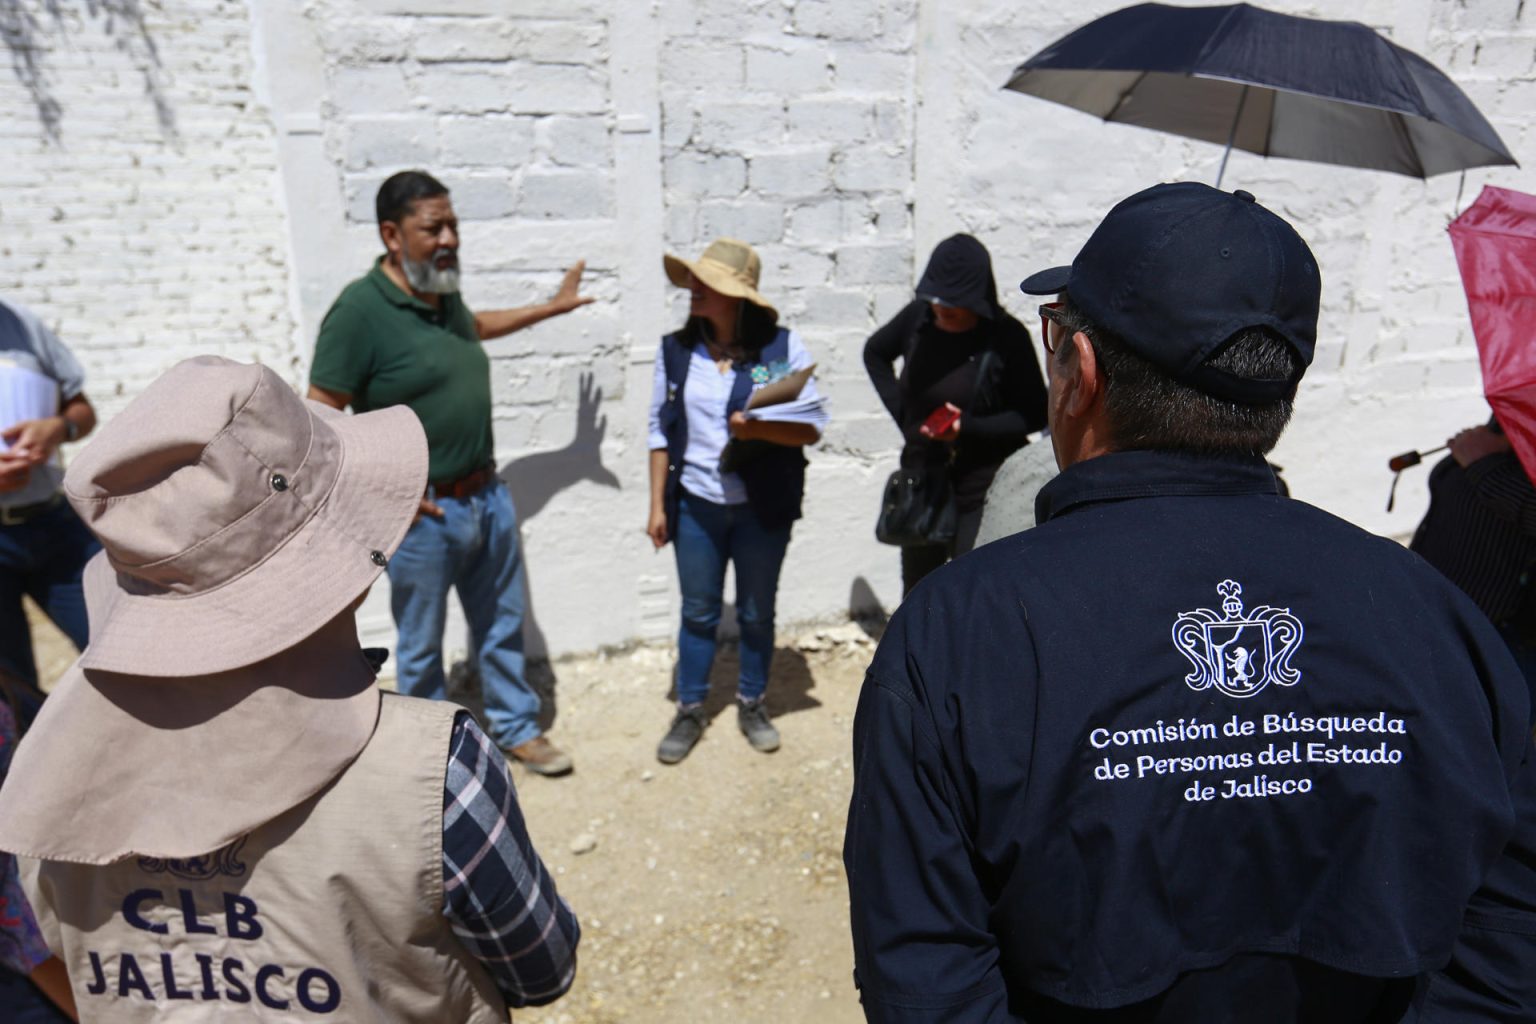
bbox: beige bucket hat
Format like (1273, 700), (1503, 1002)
(71, 355), (427, 677)
(0, 356), (428, 863)
(663, 237), (779, 322)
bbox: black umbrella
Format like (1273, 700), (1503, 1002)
(1004, 2), (1516, 186)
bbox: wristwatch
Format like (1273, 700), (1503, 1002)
(63, 416), (79, 442)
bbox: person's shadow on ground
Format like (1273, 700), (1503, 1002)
(662, 602), (822, 725)
(448, 371), (619, 739)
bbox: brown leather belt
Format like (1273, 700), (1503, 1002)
(430, 464), (496, 500)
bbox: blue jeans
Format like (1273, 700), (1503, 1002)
(386, 481), (539, 749)
(0, 500), (99, 685)
(673, 490), (792, 706)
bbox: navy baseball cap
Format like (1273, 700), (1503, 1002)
(1020, 182), (1320, 403)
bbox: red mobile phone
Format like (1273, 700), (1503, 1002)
(922, 404), (960, 437)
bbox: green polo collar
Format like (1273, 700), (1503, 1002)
(367, 256), (447, 314)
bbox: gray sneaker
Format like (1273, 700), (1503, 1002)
(657, 705), (708, 764)
(737, 698), (780, 753)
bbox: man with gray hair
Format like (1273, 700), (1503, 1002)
(309, 170), (592, 776)
(845, 183), (1536, 1022)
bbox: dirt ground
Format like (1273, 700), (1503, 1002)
(28, 600), (877, 1024)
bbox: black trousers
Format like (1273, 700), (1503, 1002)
(900, 504), (983, 597)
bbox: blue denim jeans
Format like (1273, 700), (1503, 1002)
(386, 481), (539, 750)
(0, 500), (99, 686)
(673, 490), (792, 706)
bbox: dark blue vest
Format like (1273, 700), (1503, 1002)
(657, 328), (808, 535)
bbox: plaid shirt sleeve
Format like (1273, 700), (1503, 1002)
(442, 712), (579, 1007)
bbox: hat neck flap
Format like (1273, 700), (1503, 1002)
(0, 611), (381, 865)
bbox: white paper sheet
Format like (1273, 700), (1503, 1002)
(743, 395), (828, 427)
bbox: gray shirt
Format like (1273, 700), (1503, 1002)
(0, 298), (84, 509)
(973, 435), (1059, 547)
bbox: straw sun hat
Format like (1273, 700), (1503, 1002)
(0, 356), (428, 862)
(663, 237), (779, 322)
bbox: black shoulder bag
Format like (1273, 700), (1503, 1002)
(875, 349), (995, 548)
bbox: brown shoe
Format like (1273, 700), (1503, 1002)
(506, 736), (573, 777)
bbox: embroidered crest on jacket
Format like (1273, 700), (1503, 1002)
(1172, 580), (1303, 699)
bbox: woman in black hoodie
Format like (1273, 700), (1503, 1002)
(864, 234), (1048, 595)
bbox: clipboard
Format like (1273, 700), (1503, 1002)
(745, 364), (816, 410)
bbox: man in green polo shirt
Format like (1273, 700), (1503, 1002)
(308, 170), (591, 776)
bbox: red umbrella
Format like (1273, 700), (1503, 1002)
(1449, 185), (1536, 484)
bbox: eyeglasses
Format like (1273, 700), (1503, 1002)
(1039, 302), (1070, 355)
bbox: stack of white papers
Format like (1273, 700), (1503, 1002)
(745, 395), (826, 426)
(744, 363), (828, 426)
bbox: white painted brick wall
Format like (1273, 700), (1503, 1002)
(0, 1), (298, 422)
(666, 152), (748, 197)
(5, 0), (1534, 666)
(542, 118), (612, 168)
(440, 116), (536, 167)
(794, 2), (884, 40)
(750, 148), (836, 198)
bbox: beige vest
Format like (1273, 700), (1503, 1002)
(23, 694), (507, 1023)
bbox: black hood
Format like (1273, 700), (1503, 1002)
(915, 234), (999, 320)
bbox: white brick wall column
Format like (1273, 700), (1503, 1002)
(247, 1), (352, 367)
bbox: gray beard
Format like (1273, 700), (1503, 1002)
(401, 250), (460, 295)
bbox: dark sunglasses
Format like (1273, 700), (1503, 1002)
(1039, 302), (1070, 355)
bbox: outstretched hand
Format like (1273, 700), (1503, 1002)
(551, 260), (596, 315)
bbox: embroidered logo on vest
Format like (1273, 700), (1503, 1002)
(1172, 580), (1304, 699)
(749, 359), (793, 386)
(137, 837), (248, 881)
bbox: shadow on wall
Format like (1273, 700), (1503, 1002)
(0, 0), (176, 143)
(450, 371), (620, 735)
(500, 371), (620, 521)
(849, 576), (888, 641)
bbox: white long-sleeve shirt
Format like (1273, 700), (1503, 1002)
(647, 330), (824, 505)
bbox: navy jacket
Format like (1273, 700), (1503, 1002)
(845, 450), (1536, 1023)
(656, 327), (808, 534)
